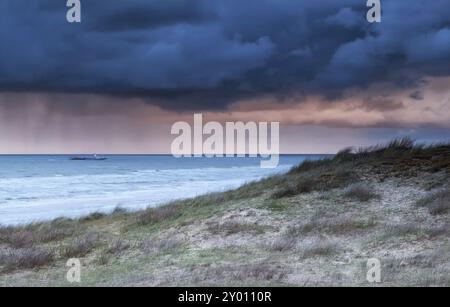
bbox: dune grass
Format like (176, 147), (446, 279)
(1, 248), (55, 273)
(416, 187), (450, 215)
(343, 183), (380, 202)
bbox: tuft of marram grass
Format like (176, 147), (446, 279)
(136, 204), (183, 226)
(111, 206), (129, 216)
(79, 212), (106, 222)
(0, 221), (76, 248)
(343, 183), (380, 202)
(301, 240), (339, 259)
(269, 236), (297, 252)
(1, 248), (55, 273)
(425, 224), (450, 239)
(97, 251), (111, 266)
(61, 233), (99, 258)
(272, 167), (358, 199)
(2, 230), (35, 248)
(416, 187), (450, 215)
(105, 240), (130, 255)
(384, 223), (424, 237)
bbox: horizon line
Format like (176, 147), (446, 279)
(0, 153), (334, 156)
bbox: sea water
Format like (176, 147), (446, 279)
(0, 155), (327, 225)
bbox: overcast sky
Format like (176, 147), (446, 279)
(0, 0), (449, 153)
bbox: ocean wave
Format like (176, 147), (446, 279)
(0, 156), (311, 225)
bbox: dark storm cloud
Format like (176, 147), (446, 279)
(88, 1), (216, 32)
(409, 90), (424, 101)
(0, 0), (449, 110)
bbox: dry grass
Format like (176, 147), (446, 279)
(272, 167), (357, 199)
(386, 223), (423, 236)
(426, 224), (450, 239)
(232, 263), (286, 282)
(269, 236), (297, 252)
(97, 251), (111, 266)
(0, 221), (76, 248)
(105, 240), (130, 255)
(343, 183), (380, 202)
(416, 187), (450, 215)
(289, 138), (450, 178)
(136, 204), (183, 226)
(301, 240), (339, 259)
(61, 233), (99, 258)
(141, 237), (183, 253)
(36, 227), (73, 243)
(286, 215), (376, 236)
(1, 248), (55, 273)
(381, 249), (450, 286)
(207, 221), (265, 236)
(79, 212), (106, 222)
(193, 263), (286, 284)
(1, 230), (35, 248)
(112, 207), (128, 215)
(376, 223), (425, 243)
